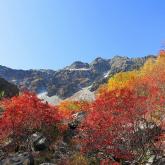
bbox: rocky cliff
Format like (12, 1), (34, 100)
(0, 55), (155, 99)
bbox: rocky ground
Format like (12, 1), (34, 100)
(0, 112), (86, 165)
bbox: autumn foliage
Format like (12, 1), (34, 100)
(78, 89), (147, 160)
(58, 100), (89, 120)
(77, 51), (165, 163)
(0, 51), (165, 164)
(0, 92), (62, 145)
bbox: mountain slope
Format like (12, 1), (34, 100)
(0, 77), (19, 98)
(0, 55), (155, 99)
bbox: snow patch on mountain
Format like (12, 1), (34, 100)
(65, 68), (91, 71)
(67, 86), (95, 102)
(38, 92), (62, 105)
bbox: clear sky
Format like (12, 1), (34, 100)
(0, 0), (165, 70)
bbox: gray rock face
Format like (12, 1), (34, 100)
(153, 156), (165, 165)
(90, 57), (110, 73)
(29, 132), (49, 151)
(72, 111), (86, 123)
(0, 152), (34, 165)
(51, 140), (77, 164)
(0, 55), (155, 99)
(0, 150), (5, 161)
(63, 112), (86, 143)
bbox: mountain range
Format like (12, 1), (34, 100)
(0, 55), (155, 104)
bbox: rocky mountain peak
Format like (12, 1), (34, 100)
(112, 55), (129, 60)
(0, 55), (156, 101)
(65, 61), (89, 70)
(91, 57), (107, 64)
(90, 57), (110, 73)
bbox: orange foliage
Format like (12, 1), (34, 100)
(58, 100), (89, 120)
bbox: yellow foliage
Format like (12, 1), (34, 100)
(140, 58), (155, 76)
(58, 101), (81, 120)
(59, 100), (81, 112)
(107, 70), (139, 91)
(70, 153), (89, 165)
(158, 50), (165, 64)
(106, 53), (164, 93)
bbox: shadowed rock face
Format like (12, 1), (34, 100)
(0, 77), (19, 98)
(90, 57), (111, 73)
(0, 55), (155, 99)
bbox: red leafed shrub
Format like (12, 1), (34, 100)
(0, 92), (62, 144)
(77, 89), (147, 161)
(100, 159), (121, 165)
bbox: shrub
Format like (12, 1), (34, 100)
(0, 92), (62, 149)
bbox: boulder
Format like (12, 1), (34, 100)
(153, 156), (165, 165)
(0, 152), (34, 165)
(0, 150), (5, 161)
(29, 132), (49, 151)
(52, 142), (73, 163)
(72, 111), (86, 123)
(63, 112), (86, 143)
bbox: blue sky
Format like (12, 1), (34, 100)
(0, 0), (165, 70)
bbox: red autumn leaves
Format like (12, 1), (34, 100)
(0, 51), (164, 164)
(0, 92), (61, 143)
(76, 51), (165, 161)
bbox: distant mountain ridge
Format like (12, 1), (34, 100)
(0, 55), (155, 99)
